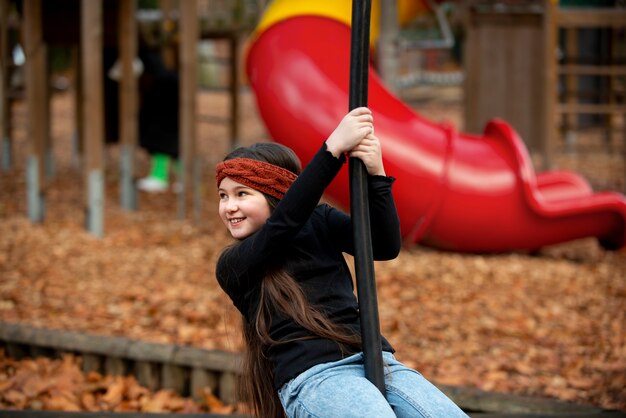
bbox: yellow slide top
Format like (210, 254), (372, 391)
(254, 0), (431, 46)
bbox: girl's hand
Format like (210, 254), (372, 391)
(326, 107), (373, 158)
(348, 133), (386, 176)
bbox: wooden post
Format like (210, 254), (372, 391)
(160, 0), (177, 71)
(81, 0), (105, 236)
(105, 356), (128, 376)
(229, 33), (240, 149)
(135, 361), (161, 392)
(218, 372), (238, 405)
(563, 27), (578, 153)
(43, 64), (53, 179)
(543, 0), (556, 170)
(81, 353), (103, 373)
(177, 0), (198, 221)
(118, 0), (138, 211)
(190, 368), (218, 402)
(0, 0), (11, 171)
(71, 45), (83, 168)
(161, 364), (187, 395)
(377, 0), (399, 94)
(23, 0), (47, 222)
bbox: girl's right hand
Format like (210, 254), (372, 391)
(325, 107), (373, 158)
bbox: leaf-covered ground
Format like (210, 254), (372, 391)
(0, 351), (238, 413)
(1, 89), (625, 413)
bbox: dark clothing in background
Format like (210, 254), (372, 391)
(105, 47), (179, 158)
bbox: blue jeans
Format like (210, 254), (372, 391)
(278, 352), (469, 418)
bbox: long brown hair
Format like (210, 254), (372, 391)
(222, 143), (361, 417)
(241, 270), (362, 418)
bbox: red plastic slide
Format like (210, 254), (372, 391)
(245, 13), (626, 253)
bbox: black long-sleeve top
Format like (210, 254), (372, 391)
(216, 143), (402, 389)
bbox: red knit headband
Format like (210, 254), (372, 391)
(215, 158), (298, 200)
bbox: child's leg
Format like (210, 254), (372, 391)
(279, 353), (395, 418)
(148, 153), (170, 182)
(138, 153), (170, 192)
(382, 352), (469, 418)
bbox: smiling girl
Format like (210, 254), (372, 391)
(215, 107), (467, 418)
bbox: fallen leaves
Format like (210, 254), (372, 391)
(0, 351), (237, 414)
(374, 244), (626, 410)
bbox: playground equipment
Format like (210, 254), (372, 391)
(2, 0), (261, 235)
(245, 0), (626, 253)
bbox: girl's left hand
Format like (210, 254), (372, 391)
(348, 133), (386, 176)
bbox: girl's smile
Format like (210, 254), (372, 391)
(218, 177), (271, 240)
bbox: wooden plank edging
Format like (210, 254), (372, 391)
(0, 321), (241, 373)
(439, 384), (616, 415)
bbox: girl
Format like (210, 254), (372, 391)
(215, 107), (467, 417)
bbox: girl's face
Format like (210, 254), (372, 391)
(218, 177), (271, 240)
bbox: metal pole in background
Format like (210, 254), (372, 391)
(349, 0), (386, 396)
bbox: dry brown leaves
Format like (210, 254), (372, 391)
(1, 91), (625, 413)
(0, 350), (237, 413)
(373, 243), (626, 410)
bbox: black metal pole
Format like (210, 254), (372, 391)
(349, 0), (386, 396)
